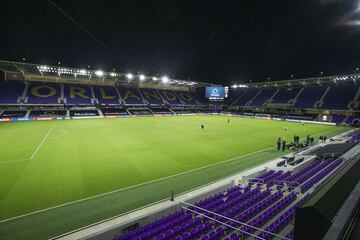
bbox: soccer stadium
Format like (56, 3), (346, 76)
(1, 1), (360, 240)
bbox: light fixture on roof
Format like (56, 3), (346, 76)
(79, 69), (87, 75)
(152, 77), (158, 81)
(126, 73), (133, 79)
(139, 74), (145, 81)
(95, 70), (104, 76)
(162, 76), (169, 83)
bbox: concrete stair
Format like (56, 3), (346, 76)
(315, 86), (330, 108)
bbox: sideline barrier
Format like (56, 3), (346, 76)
(0, 112), (338, 126)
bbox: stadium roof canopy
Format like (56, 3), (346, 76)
(2, 60), (360, 90)
(232, 73), (360, 89)
(0, 60), (213, 88)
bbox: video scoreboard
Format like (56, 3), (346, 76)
(205, 86), (228, 101)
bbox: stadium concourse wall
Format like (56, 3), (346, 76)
(0, 111), (338, 126)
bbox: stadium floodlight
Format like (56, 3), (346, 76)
(110, 72), (117, 77)
(139, 74), (145, 81)
(126, 73), (133, 79)
(162, 76), (169, 83)
(40, 65), (48, 70)
(95, 70), (104, 77)
(79, 69), (87, 75)
(152, 77), (158, 81)
(232, 84), (238, 89)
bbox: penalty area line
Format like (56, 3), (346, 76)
(0, 158), (30, 165)
(0, 124), (56, 165)
(29, 124), (55, 160)
(0, 146), (274, 223)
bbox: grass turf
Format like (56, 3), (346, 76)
(0, 115), (349, 239)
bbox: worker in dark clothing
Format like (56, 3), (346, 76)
(323, 136), (327, 143)
(277, 137), (281, 150)
(293, 134), (299, 146)
(201, 124), (204, 130)
(296, 135), (300, 146)
(282, 139), (286, 151)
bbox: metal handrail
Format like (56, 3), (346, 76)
(179, 200), (291, 240)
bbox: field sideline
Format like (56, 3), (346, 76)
(0, 115), (349, 239)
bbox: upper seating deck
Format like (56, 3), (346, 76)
(231, 88), (261, 106)
(0, 79), (24, 104)
(293, 86), (327, 108)
(321, 84), (358, 109)
(270, 88), (300, 104)
(250, 88), (277, 106)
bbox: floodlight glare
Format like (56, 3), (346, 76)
(152, 77), (158, 81)
(79, 69), (87, 75)
(139, 74), (145, 81)
(95, 70), (104, 76)
(232, 84), (238, 88)
(126, 73), (133, 79)
(162, 76), (169, 83)
(110, 72), (117, 77)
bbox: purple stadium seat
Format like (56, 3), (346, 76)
(0, 79), (24, 103)
(294, 86), (327, 108)
(93, 86), (120, 105)
(64, 84), (92, 105)
(118, 87), (145, 105)
(27, 82), (60, 104)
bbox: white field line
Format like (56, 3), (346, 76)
(29, 124), (55, 160)
(48, 129), (68, 141)
(0, 158), (30, 165)
(0, 145), (274, 223)
(0, 124), (56, 165)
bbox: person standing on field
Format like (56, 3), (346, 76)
(282, 138), (286, 151)
(277, 137), (281, 150)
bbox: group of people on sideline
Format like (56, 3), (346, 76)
(276, 134), (321, 151)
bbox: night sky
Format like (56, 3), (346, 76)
(1, 0), (360, 85)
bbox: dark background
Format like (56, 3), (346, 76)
(1, 0), (360, 85)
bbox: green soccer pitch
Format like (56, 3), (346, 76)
(0, 115), (349, 239)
